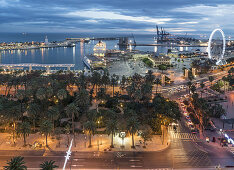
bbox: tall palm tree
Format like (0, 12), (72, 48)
(200, 82), (205, 98)
(154, 78), (161, 94)
(16, 121), (31, 146)
(57, 89), (67, 101)
(16, 89), (25, 113)
(4, 156), (27, 170)
(47, 106), (60, 131)
(190, 85), (196, 94)
(106, 119), (118, 148)
(187, 81), (192, 94)
(111, 74), (119, 97)
(5, 104), (21, 145)
(102, 69), (110, 90)
(75, 89), (90, 114)
(127, 115), (140, 148)
(36, 88), (47, 101)
(40, 160), (58, 170)
(158, 64), (167, 73)
(145, 70), (155, 85)
(65, 103), (79, 146)
(208, 76), (214, 86)
(84, 120), (96, 148)
(27, 103), (40, 131)
(90, 71), (101, 96)
(39, 120), (53, 147)
(46, 87), (54, 99)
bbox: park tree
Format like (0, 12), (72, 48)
(106, 119), (118, 148)
(4, 156), (27, 170)
(40, 160), (58, 170)
(84, 120), (96, 148)
(16, 121), (31, 146)
(39, 120), (53, 147)
(127, 115), (140, 148)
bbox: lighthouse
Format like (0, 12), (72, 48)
(45, 36), (49, 45)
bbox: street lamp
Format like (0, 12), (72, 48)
(120, 132), (126, 148)
(97, 121), (100, 151)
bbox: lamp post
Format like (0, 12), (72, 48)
(97, 121), (100, 151)
(63, 139), (73, 170)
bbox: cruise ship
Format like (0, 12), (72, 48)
(83, 55), (106, 70)
(83, 56), (91, 69)
(83, 41), (107, 69)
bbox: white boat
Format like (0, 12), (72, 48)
(83, 56), (91, 69)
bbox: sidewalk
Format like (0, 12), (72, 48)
(0, 132), (170, 152)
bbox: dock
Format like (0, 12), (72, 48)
(129, 43), (208, 47)
(0, 63), (75, 72)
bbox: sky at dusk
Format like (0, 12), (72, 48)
(0, 0), (234, 35)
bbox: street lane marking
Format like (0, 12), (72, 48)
(129, 159), (140, 162)
(130, 165), (143, 168)
(73, 158), (85, 161)
(71, 164), (84, 167)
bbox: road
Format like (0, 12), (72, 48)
(0, 118), (233, 169)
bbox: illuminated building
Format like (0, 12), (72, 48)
(93, 41), (106, 58)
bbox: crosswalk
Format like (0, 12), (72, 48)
(171, 133), (199, 141)
(228, 146), (234, 154)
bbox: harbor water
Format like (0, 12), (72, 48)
(0, 33), (208, 70)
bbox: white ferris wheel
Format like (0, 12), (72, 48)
(207, 28), (226, 65)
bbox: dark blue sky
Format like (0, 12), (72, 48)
(1, 0), (234, 35)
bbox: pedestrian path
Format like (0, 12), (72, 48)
(228, 146), (234, 155)
(171, 133), (199, 141)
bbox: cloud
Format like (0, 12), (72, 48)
(63, 8), (172, 24)
(0, 0), (20, 7)
(0, 0), (234, 34)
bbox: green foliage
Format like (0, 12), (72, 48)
(142, 58), (154, 67)
(16, 121), (31, 145)
(4, 156), (27, 170)
(40, 160), (58, 170)
(158, 64), (168, 73)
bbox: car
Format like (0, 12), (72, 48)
(187, 120), (193, 125)
(191, 129), (197, 134)
(189, 124), (195, 130)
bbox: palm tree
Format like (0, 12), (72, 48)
(154, 78), (161, 94)
(64, 124), (71, 147)
(187, 81), (192, 94)
(145, 70), (155, 85)
(111, 74), (119, 97)
(75, 89), (90, 113)
(65, 103), (79, 146)
(39, 120), (53, 147)
(16, 89), (25, 113)
(158, 64), (167, 73)
(127, 115), (140, 148)
(4, 156), (27, 170)
(54, 127), (62, 148)
(36, 88), (47, 101)
(102, 69), (110, 90)
(140, 128), (153, 148)
(57, 89), (67, 101)
(208, 76), (214, 86)
(5, 104), (21, 145)
(40, 160), (58, 170)
(27, 103), (40, 131)
(200, 82), (205, 98)
(190, 85), (196, 94)
(47, 106), (60, 131)
(106, 119), (118, 148)
(90, 71), (101, 96)
(84, 120), (96, 148)
(17, 121), (31, 146)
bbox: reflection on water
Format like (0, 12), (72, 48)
(0, 39), (208, 70)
